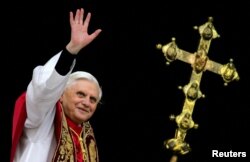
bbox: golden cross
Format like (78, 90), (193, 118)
(156, 17), (240, 155)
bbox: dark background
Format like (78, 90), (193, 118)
(1, 0), (249, 162)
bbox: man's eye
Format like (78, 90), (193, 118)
(90, 98), (97, 104)
(77, 92), (85, 97)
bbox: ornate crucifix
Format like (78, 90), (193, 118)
(156, 17), (240, 156)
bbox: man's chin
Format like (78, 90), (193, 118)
(77, 115), (90, 123)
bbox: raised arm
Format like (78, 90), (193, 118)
(25, 8), (102, 127)
(66, 8), (102, 54)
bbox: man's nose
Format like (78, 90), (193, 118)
(81, 97), (90, 106)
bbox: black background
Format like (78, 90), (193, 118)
(1, 0), (249, 162)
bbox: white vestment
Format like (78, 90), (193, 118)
(14, 51), (75, 162)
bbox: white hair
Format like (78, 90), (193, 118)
(66, 71), (102, 101)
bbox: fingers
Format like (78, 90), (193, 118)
(69, 8), (91, 26)
(83, 12), (91, 29)
(79, 8), (84, 24)
(69, 8), (83, 24)
(75, 8), (82, 24)
(90, 29), (102, 40)
(69, 8), (102, 38)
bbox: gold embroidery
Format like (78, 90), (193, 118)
(70, 127), (86, 160)
(52, 104), (99, 162)
(89, 139), (97, 162)
(57, 113), (74, 162)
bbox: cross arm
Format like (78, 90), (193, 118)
(156, 38), (196, 65)
(205, 58), (240, 86)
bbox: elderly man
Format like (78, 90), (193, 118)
(11, 8), (102, 162)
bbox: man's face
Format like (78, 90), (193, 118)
(60, 79), (99, 124)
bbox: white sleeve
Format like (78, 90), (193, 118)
(25, 51), (76, 128)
